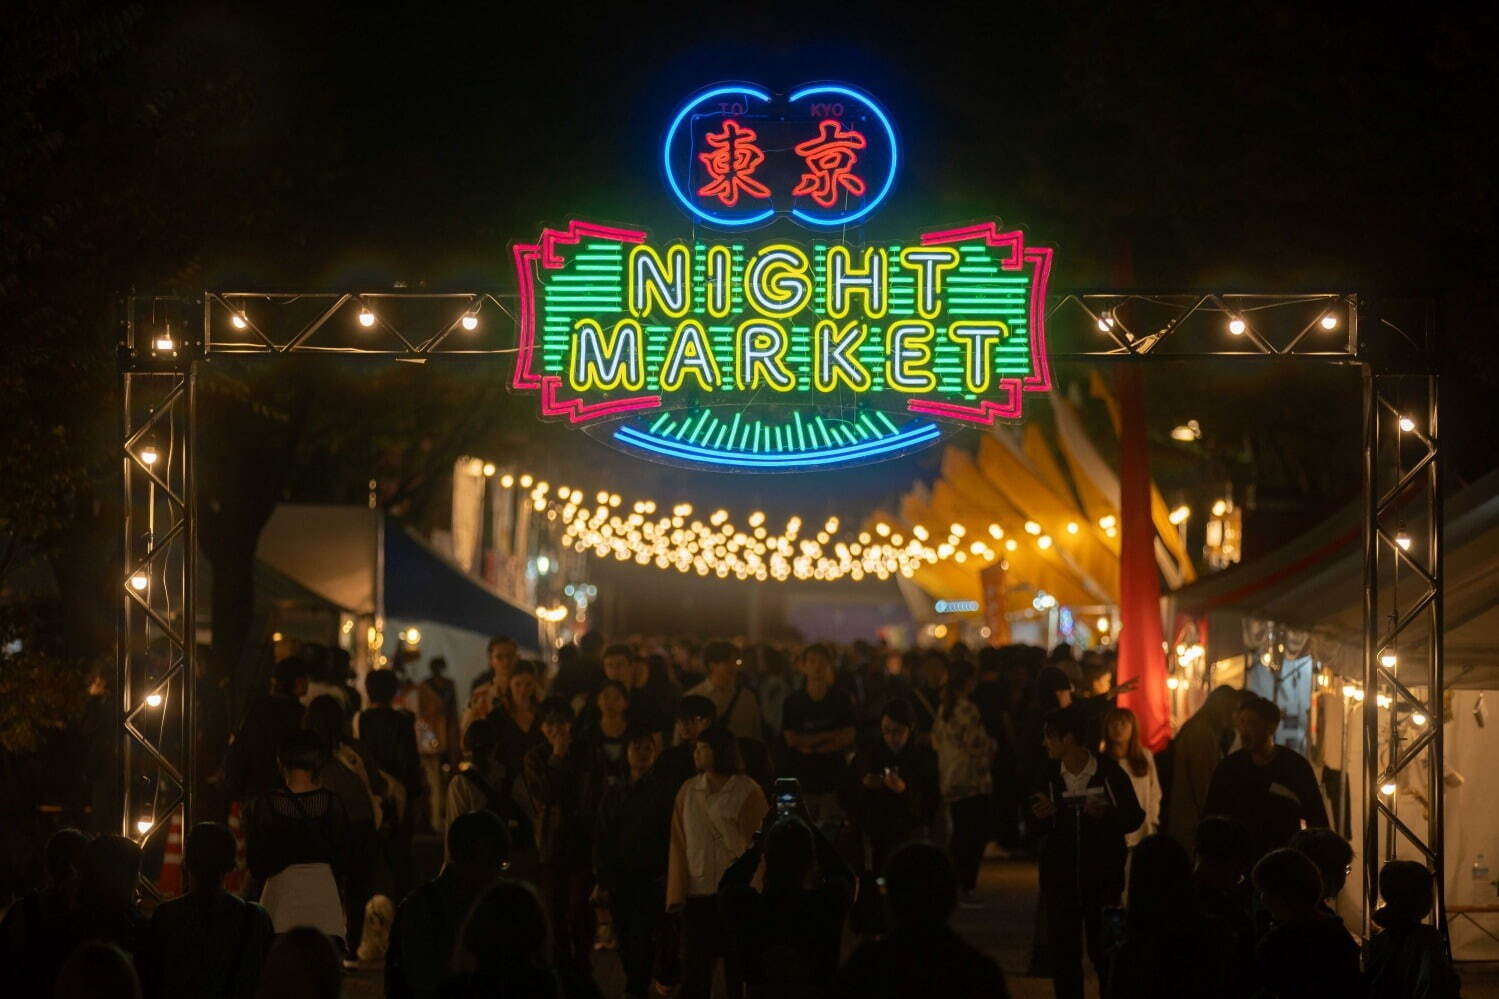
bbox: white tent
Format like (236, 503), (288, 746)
(1169, 471), (1499, 956)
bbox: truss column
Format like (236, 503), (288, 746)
(1361, 306), (1444, 946)
(118, 297), (196, 875)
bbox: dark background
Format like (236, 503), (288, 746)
(2, 1), (1496, 747)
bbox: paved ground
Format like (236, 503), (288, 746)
(345, 854), (1499, 997)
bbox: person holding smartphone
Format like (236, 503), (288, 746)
(850, 698), (940, 872)
(1029, 705), (1143, 999)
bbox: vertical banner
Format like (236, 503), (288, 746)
(1115, 366), (1171, 751)
(980, 561), (1010, 645)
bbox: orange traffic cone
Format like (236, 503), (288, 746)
(156, 809), (184, 896)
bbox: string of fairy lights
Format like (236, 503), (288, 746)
(489, 469), (1102, 583)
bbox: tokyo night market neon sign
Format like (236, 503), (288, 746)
(511, 82), (1053, 471)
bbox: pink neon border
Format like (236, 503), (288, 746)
(511, 220), (663, 423)
(511, 219), (1052, 427)
(907, 223), (1054, 425)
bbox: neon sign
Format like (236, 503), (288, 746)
(511, 83), (1052, 471)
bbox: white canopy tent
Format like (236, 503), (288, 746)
(1168, 471), (1499, 956)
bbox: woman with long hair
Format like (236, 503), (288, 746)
(496, 661), (545, 781)
(1103, 707), (1161, 847)
(931, 658), (997, 903)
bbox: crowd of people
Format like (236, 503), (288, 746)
(0, 631), (1464, 998)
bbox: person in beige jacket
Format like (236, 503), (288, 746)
(666, 724), (768, 999)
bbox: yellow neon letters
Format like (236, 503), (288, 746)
(812, 319), (872, 392)
(744, 245), (812, 318)
(899, 247), (960, 319)
(569, 318), (645, 391)
(826, 246), (888, 319)
(735, 320), (797, 391)
(886, 320), (937, 392)
(629, 244), (690, 318)
(705, 244), (733, 318)
(660, 319), (722, 392)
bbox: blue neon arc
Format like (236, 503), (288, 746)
(614, 421), (940, 469)
(662, 84), (775, 228)
(787, 83), (899, 228)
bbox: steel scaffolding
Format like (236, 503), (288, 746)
(119, 289), (1441, 939)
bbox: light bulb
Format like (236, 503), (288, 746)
(145, 692), (163, 708)
(1395, 531), (1411, 551)
(1167, 676), (1181, 690)
(1099, 515), (1117, 530)
(357, 308), (376, 328)
(231, 312), (248, 330)
(1228, 317), (1246, 336)
(136, 819), (153, 835)
(1096, 617), (1110, 632)
(1211, 499), (1229, 517)
(140, 445), (159, 466)
(1380, 651), (1398, 668)
(460, 313), (479, 331)
(499, 473), (514, 488)
(1411, 712), (1428, 726)
(1169, 505), (1191, 525)
(1066, 521), (1079, 534)
(153, 334), (176, 353)
(1380, 781), (1397, 796)
(129, 573), (148, 591)
(482, 462), (496, 477)
(1024, 521), (1041, 536)
(1320, 313), (1338, 330)
(1096, 313), (1115, 332)
(1398, 415), (1416, 433)
(1037, 535), (1053, 550)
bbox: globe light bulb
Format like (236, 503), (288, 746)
(357, 308), (376, 328)
(460, 313), (479, 331)
(1228, 317), (1246, 336)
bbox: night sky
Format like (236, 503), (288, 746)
(9, 1), (1498, 636)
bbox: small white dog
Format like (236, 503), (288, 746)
(356, 893), (396, 964)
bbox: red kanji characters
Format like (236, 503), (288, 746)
(792, 119), (868, 208)
(697, 119), (772, 207)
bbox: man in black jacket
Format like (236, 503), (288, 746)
(595, 727), (677, 999)
(1029, 706), (1144, 999)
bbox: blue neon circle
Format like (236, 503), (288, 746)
(662, 84), (775, 228)
(787, 83), (899, 227)
(613, 420), (940, 470)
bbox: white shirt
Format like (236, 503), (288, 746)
(674, 773), (762, 898)
(1120, 748), (1162, 847)
(1060, 752), (1099, 794)
(687, 679), (763, 743)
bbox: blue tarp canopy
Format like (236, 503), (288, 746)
(383, 522), (539, 651)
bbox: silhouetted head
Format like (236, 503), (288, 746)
(763, 817), (816, 896)
(882, 842), (958, 928)
(1375, 860), (1435, 928)
(1253, 848), (1323, 923)
(1288, 828), (1353, 901)
(54, 941), (140, 999)
(185, 822), (238, 892)
(257, 926), (341, 999)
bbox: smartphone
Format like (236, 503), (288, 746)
(774, 777), (802, 816)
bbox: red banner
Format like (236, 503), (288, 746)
(1115, 367), (1172, 751)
